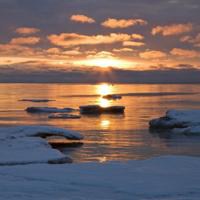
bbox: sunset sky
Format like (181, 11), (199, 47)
(1, 0), (200, 83)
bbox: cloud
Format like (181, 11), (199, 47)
(170, 48), (200, 58)
(48, 33), (133, 47)
(152, 23), (193, 36)
(123, 41), (145, 47)
(139, 50), (167, 59)
(15, 27), (40, 35)
(46, 48), (62, 55)
(46, 47), (81, 57)
(70, 14), (95, 23)
(62, 49), (82, 56)
(101, 18), (147, 28)
(180, 35), (191, 42)
(0, 44), (35, 56)
(87, 51), (114, 59)
(10, 37), (40, 45)
(131, 34), (144, 40)
(1, 63), (200, 84)
(113, 48), (134, 52)
(180, 33), (200, 47)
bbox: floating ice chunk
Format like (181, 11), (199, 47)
(26, 107), (76, 113)
(102, 94), (122, 100)
(80, 105), (125, 114)
(20, 99), (55, 103)
(149, 109), (200, 134)
(48, 114), (81, 119)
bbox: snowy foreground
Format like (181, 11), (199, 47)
(1, 122), (200, 199)
(150, 109), (200, 134)
(0, 156), (200, 200)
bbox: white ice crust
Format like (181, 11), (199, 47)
(0, 126), (83, 165)
(150, 110), (200, 134)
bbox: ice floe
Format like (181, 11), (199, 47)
(48, 113), (81, 119)
(19, 99), (54, 103)
(0, 126), (83, 166)
(80, 105), (125, 114)
(102, 94), (122, 100)
(150, 110), (200, 134)
(26, 107), (76, 113)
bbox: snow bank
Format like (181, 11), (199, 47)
(0, 156), (200, 200)
(26, 107), (76, 113)
(149, 110), (200, 134)
(0, 125), (83, 140)
(0, 126), (83, 165)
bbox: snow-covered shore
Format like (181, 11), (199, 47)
(150, 110), (200, 135)
(1, 110), (200, 200)
(0, 156), (200, 200)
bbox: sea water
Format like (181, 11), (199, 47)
(0, 83), (200, 162)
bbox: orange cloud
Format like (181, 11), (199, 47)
(15, 27), (40, 35)
(113, 48), (134, 52)
(131, 34), (144, 40)
(87, 51), (114, 59)
(10, 37), (40, 45)
(123, 41), (145, 47)
(180, 33), (200, 47)
(152, 23), (193, 36)
(170, 48), (199, 58)
(180, 35), (191, 42)
(70, 14), (95, 23)
(101, 18), (147, 28)
(48, 33), (132, 47)
(62, 49), (82, 56)
(46, 48), (62, 55)
(0, 44), (35, 56)
(46, 47), (82, 57)
(139, 50), (167, 59)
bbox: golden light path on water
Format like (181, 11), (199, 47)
(95, 83), (114, 138)
(96, 83), (113, 108)
(97, 83), (113, 96)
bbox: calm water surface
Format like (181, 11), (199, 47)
(1, 83), (200, 163)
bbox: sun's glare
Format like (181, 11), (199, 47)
(99, 98), (110, 108)
(96, 83), (113, 107)
(97, 83), (113, 96)
(101, 120), (110, 128)
(86, 58), (122, 68)
(74, 57), (133, 68)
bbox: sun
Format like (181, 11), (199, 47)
(86, 58), (122, 68)
(74, 57), (133, 68)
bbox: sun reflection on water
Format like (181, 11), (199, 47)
(99, 98), (110, 108)
(96, 83), (114, 108)
(100, 119), (110, 129)
(97, 83), (113, 96)
(98, 157), (107, 163)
